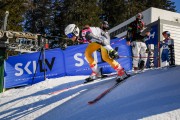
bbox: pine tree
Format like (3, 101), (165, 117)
(0, 0), (28, 31)
(57, 0), (101, 36)
(145, 0), (176, 12)
(99, 0), (127, 27)
(24, 0), (53, 34)
(100, 0), (176, 28)
(162, 0), (176, 12)
(125, 0), (147, 18)
(48, 0), (64, 36)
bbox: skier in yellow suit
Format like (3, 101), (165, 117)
(65, 21), (128, 82)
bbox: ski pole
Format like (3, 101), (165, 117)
(119, 55), (159, 58)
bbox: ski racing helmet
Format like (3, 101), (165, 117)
(65, 24), (80, 38)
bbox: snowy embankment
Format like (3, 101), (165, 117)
(0, 66), (180, 120)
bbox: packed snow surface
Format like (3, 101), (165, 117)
(0, 66), (180, 120)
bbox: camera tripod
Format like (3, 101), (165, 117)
(32, 45), (46, 84)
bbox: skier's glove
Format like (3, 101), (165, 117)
(108, 49), (119, 59)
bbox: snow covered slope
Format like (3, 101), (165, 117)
(0, 66), (180, 120)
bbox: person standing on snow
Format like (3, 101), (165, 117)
(64, 21), (128, 83)
(126, 13), (148, 72)
(160, 31), (175, 67)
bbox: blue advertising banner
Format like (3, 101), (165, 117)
(145, 24), (159, 67)
(104, 38), (132, 73)
(63, 44), (91, 76)
(4, 38), (132, 88)
(4, 49), (65, 88)
(63, 38), (132, 75)
(145, 25), (158, 45)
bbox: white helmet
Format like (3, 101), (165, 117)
(64, 24), (80, 38)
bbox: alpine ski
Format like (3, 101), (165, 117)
(48, 73), (117, 95)
(88, 75), (131, 105)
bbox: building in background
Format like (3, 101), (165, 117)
(108, 7), (180, 67)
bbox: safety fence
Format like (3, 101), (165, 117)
(4, 38), (132, 88)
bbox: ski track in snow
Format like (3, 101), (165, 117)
(0, 66), (180, 120)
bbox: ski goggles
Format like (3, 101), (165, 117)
(67, 33), (74, 39)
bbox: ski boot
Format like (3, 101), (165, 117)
(84, 64), (102, 83)
(114, 65), (129, 83)
(133, 67), (139, 74)
(85, 71), (102, 83)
